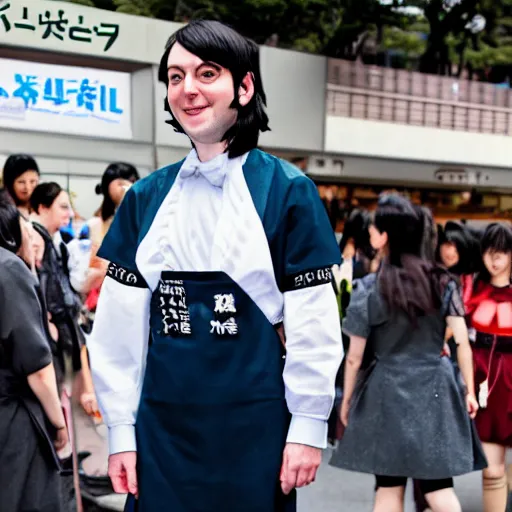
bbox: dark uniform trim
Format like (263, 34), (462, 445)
(283, 267), (333, 292)
(107, 262), (147, 288)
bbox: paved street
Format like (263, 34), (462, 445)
(298, 448), (485, 511)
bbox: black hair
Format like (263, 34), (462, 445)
(415, 205), (437, 262)
(30, 182), (63, 214)
(477, 222), (512, 284)
(95, 162), (140, 221)
(339, 209), (374, 261)
(158, 20), (270, 158)
(435, 221), (481, 275)
(0, 188), (22, 253)
(2, 154), (40, 205)
(374, 194), (423, 266)
(375, 193), (444, 322)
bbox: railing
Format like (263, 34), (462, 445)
(327, 59), (512, 135)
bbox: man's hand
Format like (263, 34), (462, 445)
(108, 452), (138, 497)
(280, 443), (321, 495)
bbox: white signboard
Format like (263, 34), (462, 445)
(0, 57), (132, 139)
(0, 0), (183, 65)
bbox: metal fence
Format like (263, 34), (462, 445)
(327, 59), (512, 135)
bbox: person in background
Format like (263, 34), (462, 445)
(2, 153), (45, 266)
(83, 162), (140, 302)
(67, 162), (139, 419)
(330, 193), (486, 512)
(30, 182), (83, 389)
(437, 221), (481, 302)
(412, 206), (451, 512)
(0, 192), (68, 512)
(466, 223), (512, 512)
(328, 209), (377, 444)
(2, 153), (40, 219)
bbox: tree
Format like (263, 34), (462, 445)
(59, 0), (512, 79)
(402, 0), (512, 77)
(57, 0), (414, 57)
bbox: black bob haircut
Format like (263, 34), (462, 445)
(0, 188), (22, 254)
(476, 222), (512, 285)
(2, 153), (39, 205)
(481, 222), (512, 256)
(436, 221), (481, 275)
(339, 209), (374, 261)
(30, 182), (63, 214)
(158, 20), (270, 158)
(95, 162), (140, 221)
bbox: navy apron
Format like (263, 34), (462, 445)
(125, 270), (296, 512)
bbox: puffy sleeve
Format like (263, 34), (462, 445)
(280, 176), (344, 449)
(342, 278), (372, 339)
(88, 186), (152, 455)
(442, 279), (465, 318)
(0, 258), (52, 376)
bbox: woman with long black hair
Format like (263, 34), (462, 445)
(330, 193), (486, 512)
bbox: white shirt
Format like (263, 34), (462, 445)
(88, 150), (343, 455)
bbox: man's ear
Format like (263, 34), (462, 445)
(238, 72), (255, 107)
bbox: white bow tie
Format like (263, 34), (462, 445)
(180, 150), (229, 188)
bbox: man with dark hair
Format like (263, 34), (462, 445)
(88, 20), (342, 511)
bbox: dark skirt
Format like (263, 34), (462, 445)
(330, 356), (487, 479)
(474, 347), (512, 446)
(0, 403), (62, 512)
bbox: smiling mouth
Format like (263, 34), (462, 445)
(183, 106), (209, 116)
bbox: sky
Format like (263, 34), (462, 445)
(379, 0), (424, 15)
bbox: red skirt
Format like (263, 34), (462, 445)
(474, 346), (512, 446)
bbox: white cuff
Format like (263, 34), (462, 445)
(108, 424), (137, 455)
(286, 415), (327, 449)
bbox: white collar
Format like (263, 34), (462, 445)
(179, 149), (230, 188)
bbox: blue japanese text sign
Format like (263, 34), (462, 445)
(0, 57), (132, 139)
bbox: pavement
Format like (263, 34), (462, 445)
(298, 448), (485, 511)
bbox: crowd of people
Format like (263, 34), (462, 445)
(330, 204), (512, 512)
(0, 18), (511, 512)
(2, 148), (511, 512)
(0, 153), (141, 511)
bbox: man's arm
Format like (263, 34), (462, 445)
(283, 282), (343, 448)
(280, 281), (343, 494)
(88, 270), (151, 455)
(275, 173), (343, 494)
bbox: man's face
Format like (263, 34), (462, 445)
(166, 43), (238, 146)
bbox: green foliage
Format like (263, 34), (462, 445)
(382, 26), (426, 56)
(56, 0), (512, 77)
(112, 0), (168, 17)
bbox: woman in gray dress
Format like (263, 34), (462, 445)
(330, 194), (486, 512)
